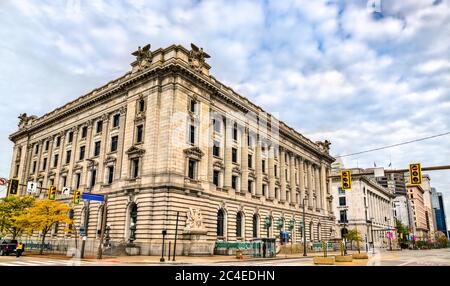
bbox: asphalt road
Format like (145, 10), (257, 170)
(0, 248), (449, 266)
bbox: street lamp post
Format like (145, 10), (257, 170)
(303, 198), (307, 257)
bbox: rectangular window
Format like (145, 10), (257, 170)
(213, 170), (220, 186)
(232, 175), (237, 190)
(68, 131), (74, 144)
(53, 154), (59, 167)
(189, 124), (195, 145)
(32, 161), (37, 173)
(90, 169), (97, 187)
(232, 148), (237, 163)
(262, 160), (266, 173)
(136, 125), (143, 143)
(138, 99), (145, 112)
(45, 141), (49, 151)
(247, 134), (253, 147)
(248, 180), (253, 194)
(132, 158), (139, 178)
(340, 210), (348, 223)
(339, 197), (346, 206)
(274, 165), (278, 177)
(79, 146), (85, 160)
(65, 150), (71, 164)
(81, 126), (88, 138)
(56, 136), (61, 147)
(75, 173), (81, 189)
(275, 187), (280, 200)
(262, 184), (267, 196)
(35, 144), (39, 155)
(111, 136), (118, 152)
(112, 114), (120, 128)
(233, 123), (238, 141)
(213, 119), (221, 133)
(62, 176), (67, 187)
(107, 166), (114, 184)
(94, 141), (101, 157)
(96, 120), (103, 133)
(213, 140), (220, 157)
(338, 187), (345, 195)
(42, 158), (47, 170)
(248, 154), (253, 168)
(190, 100), (197, 113)
(188, 159), (196, 180)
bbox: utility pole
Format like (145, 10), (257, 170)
(96, 195), (108, 259)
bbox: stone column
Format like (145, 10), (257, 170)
(43, 137), (54, 188)
(224, 118), (232, 189)
(307, 161), (313, 208)
(268, 145), (275, 200)
(314, 165), (321, 210)
(83, 122), (94, 187)
(207, 120), (214, 184)
(67, 127), (79, 187)
(55, 133), (66, 186)
(320, 163), (328, 213)
(290, 153), (297, 204)
(116, 107), (127, 180)
(240, 127), (249, 193)
(98, 114), (110, 185)
(255, 138), (263, 197)
(280, 147), (287, 202)
(298, 157), (305, 206)
(34, 140), (43, 178)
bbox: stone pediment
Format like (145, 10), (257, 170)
(126, 146), (146, 156)
(232, 166), (241, 174)
(73, 163), (83, 170)
(184, 146), (204, 160)
(213, 160), (224, 169)
(104, 155), (117, 163)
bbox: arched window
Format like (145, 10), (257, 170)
(236, 212), (243, 238)
(252, 214), (259, 238)
(127, 203), (138, 243)
(217, 209), (225, 237)
(317, 223), (322, 241)
(309, 222), (313, 241)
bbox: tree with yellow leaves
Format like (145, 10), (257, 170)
(16, 199), (72, 255)
(0, 196), (35, 239)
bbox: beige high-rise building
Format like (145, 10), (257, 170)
(8, 44), (335, 256)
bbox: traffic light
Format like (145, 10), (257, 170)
(409, 163), (422, 186)
(340, 170), (352, 190)
(73, 190), (82, 204)
(8, 178), (20, 195)
(48, 185), (57, 200)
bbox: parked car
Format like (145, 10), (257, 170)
(0, 239), (18, 256)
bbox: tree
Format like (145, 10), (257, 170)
(16, 199), (72, 255)
(0, 196), (35, 239)
(395, 219), (409, 248)
(345, 229), (363, 252)
(436, 231), (448, 248)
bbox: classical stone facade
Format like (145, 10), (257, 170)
(8, 44), (335, 256)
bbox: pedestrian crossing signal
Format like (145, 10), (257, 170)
(340, 170), (352, 190)
(8, 178), (20, 195)
(409, 163), (422, 186)
(48, 185), (57, 200)
(73, 190), (81, 204)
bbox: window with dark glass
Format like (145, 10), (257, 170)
(217, 209), (225, 237)
(248, 154), (253, 168)
(75, 173), (81, 189)
(107, 166), (114, 184)
(213, 119), (220, 133)
(35, 144), (39, 155)
(32, 161), (37, 173)
(274, 165), (278, 177)
(45, 141), (49, 151)
(248, 180), (253, 193)
(136, 125), (143, 143)
(81, 126), (88, 138)
(232, 148), (237, 163)
(213, 140), (220, 157)
(111, 136), (118, 152)
(79, 146), (85, 160)
(236, 212), (242, 238)
(233, 123), (238, 141)
(188, 159), (196, 180)
(252, 214), (258, 238)
(94, 141), (101, 157)
(338, 187), (345, 195)
(96, 120), (103, 133)
(339, 197), (346, 206)
(231, 175), (237, 190)
(190, 100), (197, 113)
(62, 176), (67, 187)
(138, 99), (145, 112)
(213, 170), (220, 186)
(68, 131), (74, 143)
(112, 114), (120, 128)
(262, 184), (267, 196)
(90, 169), (97, 187)
(262, 160), (266, 173)
(65, 150), (71, 164)
(56, 136), (61, 147)
(340, 210), (348, 223)
(42, 158), (47, 170)
(132, 158), (139, 178)
(53, 154), (59, 167)
(189, 124), (195, 144)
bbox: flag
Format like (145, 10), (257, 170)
(373, 162), (376, 167)
(388, 162), (392, 167)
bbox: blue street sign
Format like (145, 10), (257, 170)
(81, 193), (105, 202)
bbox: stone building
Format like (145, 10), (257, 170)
(8, 43), (335, 256)
(331, 168), (395, 249)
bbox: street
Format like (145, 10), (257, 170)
(1, 249), (449, 266)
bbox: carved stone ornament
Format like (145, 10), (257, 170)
(316, 140), (331, 153)
(131, 44), (152, 72)
(213, 160), (224, 169)
(184, 146), (204, 160)
(18, 113), (38, 129)
(184, 208), (205, 231)
(126, 146), (146, 157)
(188, 43), (210, 73)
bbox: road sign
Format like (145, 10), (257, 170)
(0, 178), (7, 185)
(26, 181), (37, 194)
(81, 193), (105, 202)
(61, 187), (71, 197)
(374, 167), (385, 177)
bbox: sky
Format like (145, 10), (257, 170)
(0, 0), (449, 228)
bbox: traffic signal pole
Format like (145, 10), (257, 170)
(328, 164), (450, 179)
